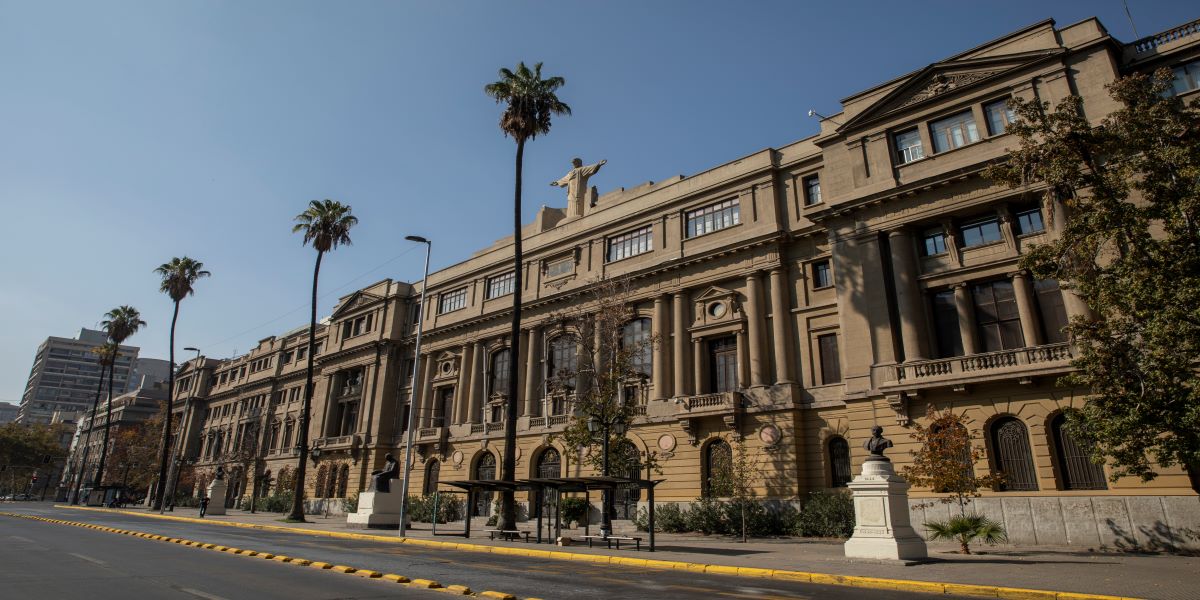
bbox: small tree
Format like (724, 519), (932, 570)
(904, 405), (1002, 517)
(708, 436), (761, 543)
(984, 69), (1200, 492)
(905, 406), (1006, 554)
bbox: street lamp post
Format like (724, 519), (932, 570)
(164, 347), (202, 512)
(587, 412), (628, 538)
(398, 235), (431, 537)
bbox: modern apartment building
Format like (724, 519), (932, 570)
(169, 16), (1200, 548)
(18, 329), (139, 424)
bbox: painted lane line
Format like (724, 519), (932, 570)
(178, 587), (231, 600)
(69, 552), (107, 565)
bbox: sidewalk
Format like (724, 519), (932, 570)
(67, 505), (1200, 600)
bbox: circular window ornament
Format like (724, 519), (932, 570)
(451, 450), (464, 466)
(708, 302), (727, 318)
(440, 362), (453, 375)
(759, 425), (781, 445)
(657, 434), (677, 452)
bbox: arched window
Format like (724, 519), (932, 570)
(621, 318), (652, 378)
(613, 440), (642, 519)
(1052, 414), (1107, 490)
(547, 336), (578, 391)
(423, 460), (441, 496)
(473, 453), (497, 517)
(828, 437), (852, 487)
(489, 349), (511, 397)
(703, 439), (733, 497)
(990, 417), (1038, 491)
(337, 464), (350, 497)
(277, 467), (292, 493)
(315, 465), (329, 498)
(283, 419), (295, 449)
(536, 448), (562, 479)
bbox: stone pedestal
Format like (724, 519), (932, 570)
(205, 479), (228, 516)
(346, 490), (405, 528)
(843, 458), (927, 562)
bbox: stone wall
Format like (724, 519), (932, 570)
(908, 495), (1200, 552)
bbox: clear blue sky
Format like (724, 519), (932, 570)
(0, 1), (1193, 403)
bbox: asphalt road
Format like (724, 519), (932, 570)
(2, 503), (971, 600)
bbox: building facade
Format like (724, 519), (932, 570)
(18, 328), (139, 424)
(170, 17), (1200, 548)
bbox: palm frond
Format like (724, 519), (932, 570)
(293, 199), (357, 253)
(101, 305), (146, 345)
(484, 61), (571, 141)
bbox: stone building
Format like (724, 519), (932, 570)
(171, 16), (1200, 547)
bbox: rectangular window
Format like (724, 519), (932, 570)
(546, 257), (574, 278)
(894, 129), (924, 164)
(921, 226), (948, 256)
(409, 302), (421, 325)
(485, 271), (515, 299)
(1034, 279), (1070, 344)
(959, 215), (1002, 247)
(1169, 59), (1200, 96)
(606, 225), (653, 262)
(812, 260), (832, 289)
(972, 280), (1024, 352)
(931, 290), (963, 358)
(984, 99), (1017, 135)
(930, 110), (980, 153)
(1014, 206), (1045, 235)
(803, 175), (822, 206)
(685, 198), (740, 238)
(438, 288), (467, 314)
(818, 334), (842, 385)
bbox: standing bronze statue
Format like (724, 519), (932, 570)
(864, 425), (893, 461)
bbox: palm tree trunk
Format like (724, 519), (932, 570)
(499, 136), (525, 531)
(153, 300), (181, 510)
(72, 361), (109, 504)
(289, 249), (323, 521)
(96, 351), (119, 489)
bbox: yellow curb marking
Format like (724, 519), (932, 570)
(409, 579), (442, 589)
(309, 562), (333, 569)
(438, 584), (472, 595)
(480, 592), (516, 600)
(330, 565), (356, 573)
(382, 574), (410, 583)
(353, 570), (382, 578)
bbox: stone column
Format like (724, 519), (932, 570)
(953, 283), (978, 355)
(1010, 272), (1043, 347)
(672, 291), (689, 396)
(468, 341), (485, 424)
(736, 329), (750, 389)
(454, 343), (473, 424)
(1047, 196), (1095, 321)
(523, 327), (541, 416)
(768, 267), (796, 384)
(419, 355), (435, 428)
(887, 229), (930, 361)
(692, 338), (705, 395)
(745, 272), (767, 387)
(652, 295), (669, 400)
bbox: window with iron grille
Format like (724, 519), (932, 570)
(685, 198), (740, 238)
(990, 417), (1038, 491)
(1051, 414), (1107, 490)
(485, 271), (515, 299)
(438, 288), (467, 314)
(606, 225), (653, 262)
(829, 437), (852, 487)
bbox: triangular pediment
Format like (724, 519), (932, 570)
(331, 291), (383, 318)
(838, 49), (1062, 133)
(692, 286), (737, 302)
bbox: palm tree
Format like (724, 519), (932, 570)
(926, 514), (1008, 554)
(95, 306), (146, 490)
(288, 199), (357, 522)
(71, 342), (116, 504)
(484, 62), (570, 530)
(152, 257), (210, 511)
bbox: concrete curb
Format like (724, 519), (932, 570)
(46, 506), (1141, 600)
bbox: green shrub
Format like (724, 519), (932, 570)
(559, 497), (589, 527)
(634, 502), (690, 533)
(255, 491), (294, 513)
(407, 494), (461, 523)
(687, 497), (728, 535)
(793, 490), (854, 538)
(343, 492), (358, 513)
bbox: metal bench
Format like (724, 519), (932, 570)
(579, 535), (642, 550)
(486, 529), (532, 542)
